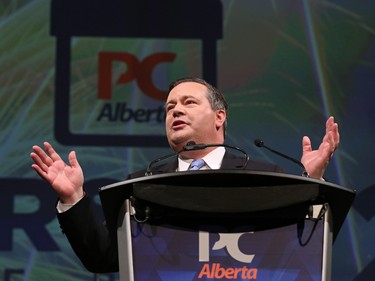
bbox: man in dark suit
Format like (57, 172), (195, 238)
(30, 77), (339, 272)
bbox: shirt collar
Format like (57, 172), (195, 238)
(178, 147), (226, 171)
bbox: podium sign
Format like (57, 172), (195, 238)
(128, 214), (325, 281)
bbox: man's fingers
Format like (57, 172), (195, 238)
(302, 136), (312, 153)
(43, 142), (63, 162)
(321, 141), (334, 160)
(68, 151), (80, 169)
(31, 163), (49, 181)
(32, 144), (54, 167)
(323, 117), (339, 150)
(30, 150), (50, 173)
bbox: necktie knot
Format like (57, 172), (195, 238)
(189, 158), (205, 170)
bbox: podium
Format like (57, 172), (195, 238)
(99, 171), (355, 281)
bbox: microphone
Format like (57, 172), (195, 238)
(183, 142), (250, 169)
(145, 141), (250, 176)
(254, 138), (309, 177)
(145, 141), (197, 176)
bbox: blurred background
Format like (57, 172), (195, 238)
(0, 0), (374, 280)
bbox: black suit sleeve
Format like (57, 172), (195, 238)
(57, 195), (119, 273)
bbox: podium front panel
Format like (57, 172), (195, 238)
(127, 216), (325, 281)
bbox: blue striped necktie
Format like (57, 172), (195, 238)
(189, 158), (205, 170)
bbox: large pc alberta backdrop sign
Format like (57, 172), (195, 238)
(0, 0), (374, 280)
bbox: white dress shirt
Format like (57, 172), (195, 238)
(177, 146), (225, 171)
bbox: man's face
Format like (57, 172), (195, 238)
(165, 82), (226, 152)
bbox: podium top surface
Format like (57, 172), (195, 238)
(99, 170), (356, 240)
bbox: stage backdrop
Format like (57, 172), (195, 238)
(1, 0), (374, 280)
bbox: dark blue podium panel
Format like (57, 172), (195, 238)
(129, 218), (324, 281)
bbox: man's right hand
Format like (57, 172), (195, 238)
(30, 142), (84, 204)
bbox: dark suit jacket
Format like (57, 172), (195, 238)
(57, 152), (282, 273)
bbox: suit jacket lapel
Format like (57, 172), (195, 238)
(220, 151), (247, 169)
(153, 158), (178, 174)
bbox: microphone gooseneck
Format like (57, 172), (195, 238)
(183, 142), (250, 169)
(254, 138), (309, 177)
(145, 141), (198, 176)
(145, 141), (250, 176)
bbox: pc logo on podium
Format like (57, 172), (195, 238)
(198, 231), (258, 280)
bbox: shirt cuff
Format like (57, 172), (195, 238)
(56, 193), (85, 213)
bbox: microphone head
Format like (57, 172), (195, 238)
(183, 141), (197, 151)
(254, 139), (264, 147)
